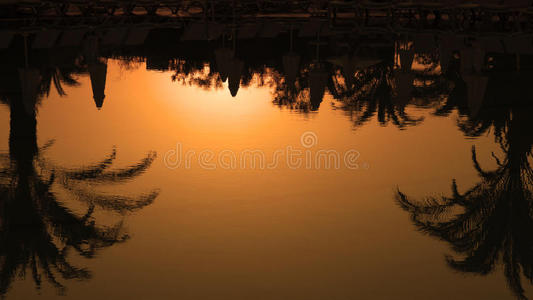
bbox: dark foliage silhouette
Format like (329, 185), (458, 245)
(0, 57), (158, 296)
(397, 87), (533, 299)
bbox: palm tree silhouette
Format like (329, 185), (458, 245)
(35, 48), (83, 98)
(396, 88), (533, 299)
(332, 61), (424, 130)
(0, 56), (158, 297)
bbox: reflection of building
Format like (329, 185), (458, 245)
(6, 27), (533, 121)
(228, 58), (244, 97)
(88, 62), (107, 109)
(309, 67), (327, 111)
(83, 36), (108, 109)
(214, 45), (244, 97)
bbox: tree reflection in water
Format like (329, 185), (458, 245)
(331, 61), (425, 129)
(2, 28), (532, 298)
(397, 74), (533, 300)
(0, 50), (158, 296)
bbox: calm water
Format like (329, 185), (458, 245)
(1, 30), (533, 300)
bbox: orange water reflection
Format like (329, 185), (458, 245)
(1, 58), (525, 299)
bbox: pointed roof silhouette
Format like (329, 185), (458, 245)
(228, 58), (244, 97)
(309, 68), (327, 111)
(88, 63), (107, 109)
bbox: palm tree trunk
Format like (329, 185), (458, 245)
(9, 95), (37, 164)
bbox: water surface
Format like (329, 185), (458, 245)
(1, 31), (533, 300)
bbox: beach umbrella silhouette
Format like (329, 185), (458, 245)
(228, 58), (244, 97)
(88, 62), (107, 109)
